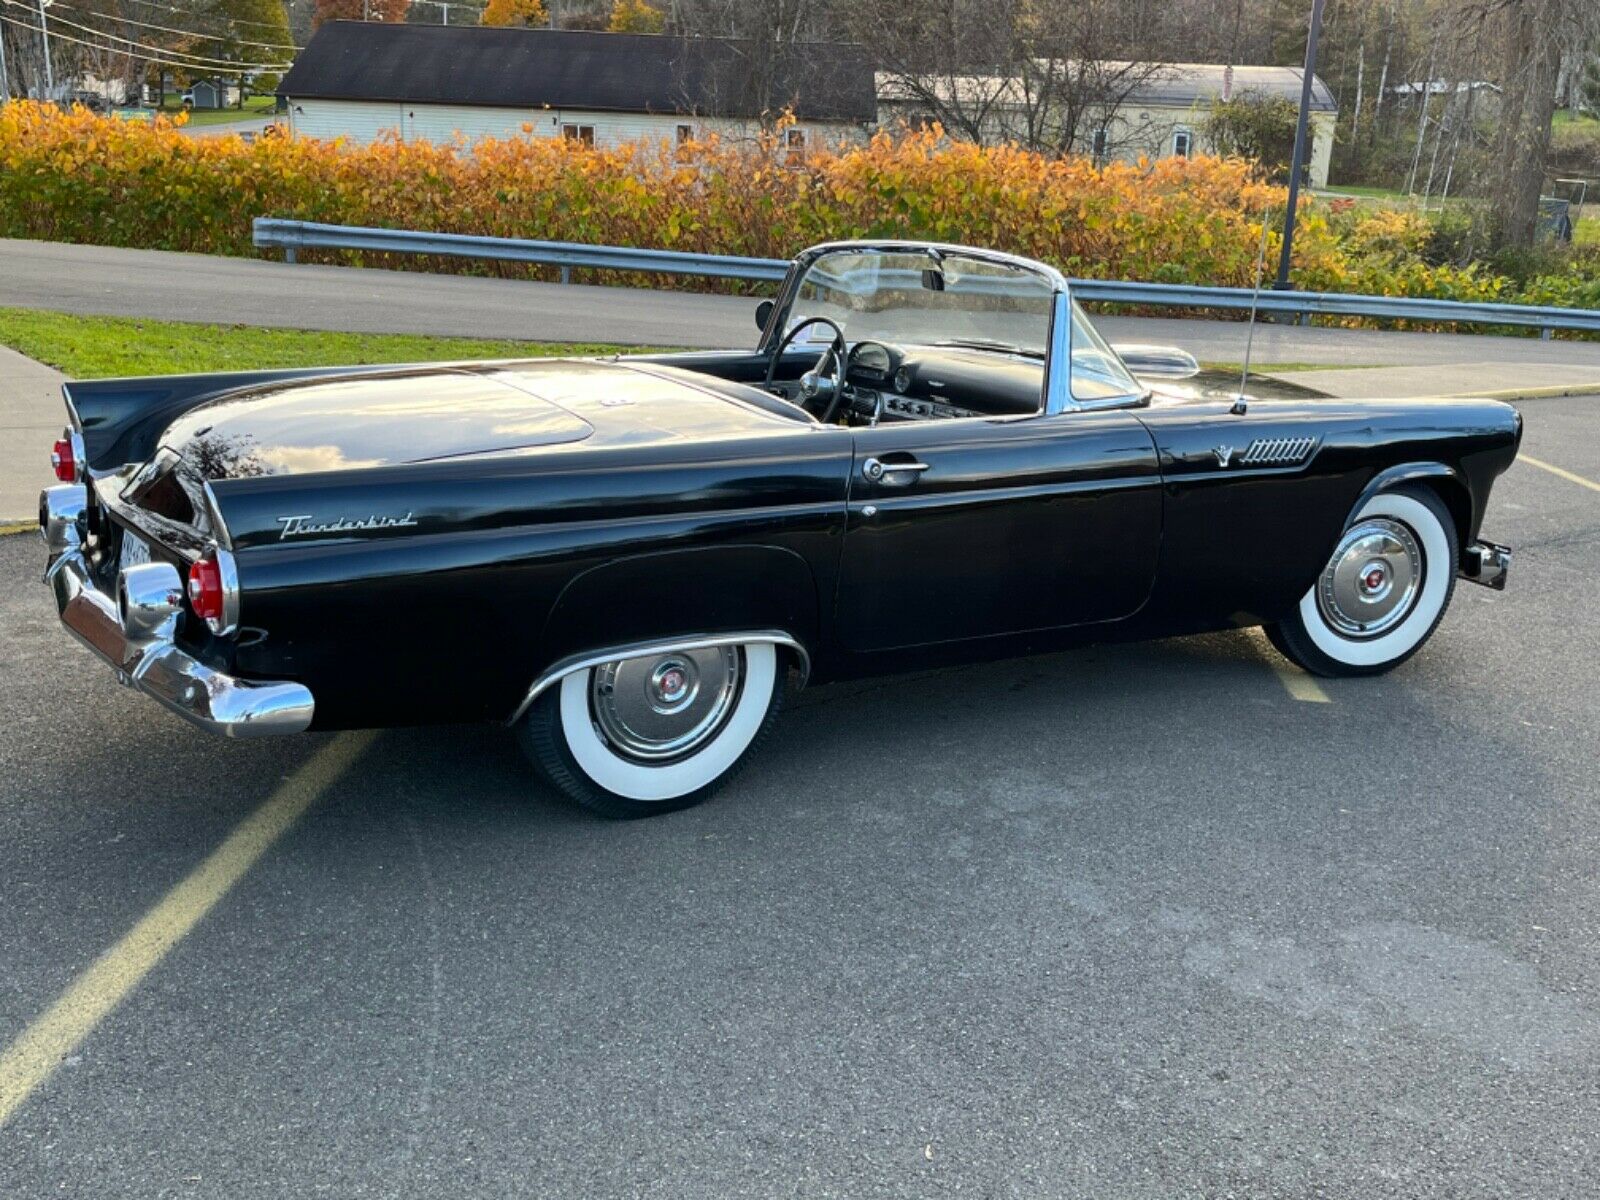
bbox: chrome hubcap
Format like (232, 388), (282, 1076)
(590, 647), (742, 762)
(1317, 518), (1423, 639)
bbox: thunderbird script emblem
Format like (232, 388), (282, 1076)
(1213, 445), (1235, 468)
(276, 512), (418, 540)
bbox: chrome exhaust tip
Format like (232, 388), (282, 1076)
(118, 561), (185, 642)
(39, 484), (88, 556)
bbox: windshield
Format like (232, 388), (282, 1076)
(1068, 300), (1143, 402)
(786, 249), (1054, 356)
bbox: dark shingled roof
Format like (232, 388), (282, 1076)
(280, 22), (878, 123)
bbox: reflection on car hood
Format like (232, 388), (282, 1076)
(1143, 368), (1332, 405)
(157, 359), (804, 481)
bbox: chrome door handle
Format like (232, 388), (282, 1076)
(862, 457), (930, 484)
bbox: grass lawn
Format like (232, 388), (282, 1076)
(0, 308), (654, 379)
(156, 95), (278, 126)
(1202, 361), (1380, 374)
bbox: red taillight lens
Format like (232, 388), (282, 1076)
(51, 437), (76, 483)
(187, 556), (224, 623)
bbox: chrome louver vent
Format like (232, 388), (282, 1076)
(1240, 436), (1318, 466)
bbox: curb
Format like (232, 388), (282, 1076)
(1443, 382), (1600, 402)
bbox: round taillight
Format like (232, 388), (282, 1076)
(51, 436), (76, 483)
(187, 556), (224, 623)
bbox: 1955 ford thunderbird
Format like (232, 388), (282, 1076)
(39, 241), (1519, 816)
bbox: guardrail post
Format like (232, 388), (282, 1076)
(284, 247), (297, 264)
(560, 266), (571, 285)
(1541, 327), (1553, 341)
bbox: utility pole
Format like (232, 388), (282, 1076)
(36, 0), (55, 97)
(1273, 0), (1325, 290)
(0, 24), (10, 103)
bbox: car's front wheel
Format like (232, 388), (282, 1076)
(517, 641), (786, 818)
(1267, 486), (1459, 677)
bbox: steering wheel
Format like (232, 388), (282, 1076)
(764, 316), (847, 419)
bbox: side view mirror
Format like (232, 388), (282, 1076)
(754, 299), (774, 333)
(1111, 344), (1201, 379)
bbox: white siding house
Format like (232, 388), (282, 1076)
(287, 99), (852, 152)
(877, 64), (1339, 187)
(279, 23), (876, 152)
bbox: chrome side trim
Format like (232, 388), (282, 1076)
(210, 545), (242, 637)
(46, 549), (313, 738)
(508, 630), (810, 725)
(201, 480), (234, 550)
(1240, 436), (1318, 466)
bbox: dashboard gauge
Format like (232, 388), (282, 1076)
(893, 366), (912, 394)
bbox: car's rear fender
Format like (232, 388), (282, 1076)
(529, 545), (822, 710)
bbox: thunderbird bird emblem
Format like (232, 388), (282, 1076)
(1214, 445), (1235, 468)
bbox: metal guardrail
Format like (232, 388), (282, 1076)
(252, 218), (790, 283)
(252, 218), (1600, 337)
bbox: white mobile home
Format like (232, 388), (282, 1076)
(278, 23), (877, 151)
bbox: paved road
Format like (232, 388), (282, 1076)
(8, 237), (1600, 368)
(2, 396), (1597, 1196)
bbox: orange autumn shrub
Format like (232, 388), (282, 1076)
(0, 100), (1579, 321)
(0, 102), (1299, 287)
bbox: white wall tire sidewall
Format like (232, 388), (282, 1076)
(557, 643), (777, 803)
(1298, 492), (1451, 668)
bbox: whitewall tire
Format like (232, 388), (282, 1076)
(517, 642), (785, 818)
(1268, 487), (1458, 678)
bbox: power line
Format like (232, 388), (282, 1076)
(0, 10), (292, 72)
(1, 0), (292, 68)
(121, 0), (304, 34)
(49, 1), (300, 52)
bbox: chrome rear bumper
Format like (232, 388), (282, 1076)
(42, 490), (313, 738)
(1459, 539), (1511, 590)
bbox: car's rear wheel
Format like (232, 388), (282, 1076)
(517, 642), (786, 818)
(1268, 487), (1458, 678)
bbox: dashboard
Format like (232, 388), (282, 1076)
(841, 342), (1044, 423)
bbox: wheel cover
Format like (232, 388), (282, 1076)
(1316, 518), (1422, 639)
(590, 646), (743, 763)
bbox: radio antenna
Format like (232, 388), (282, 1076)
(1233, 208), (1273, 416)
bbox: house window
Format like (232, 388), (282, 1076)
(676, 124), (693, 146)
(784, 127), (805, 166)
(562, 124), (595, 145)
(1090, 128), (1109, 162)
(1172, 129), (1193, 158)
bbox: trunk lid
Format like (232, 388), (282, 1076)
(159, 366), (596, 481)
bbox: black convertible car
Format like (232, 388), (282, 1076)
(40, 241), (1519, 816)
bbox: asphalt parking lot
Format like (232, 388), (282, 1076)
(2, 395), (1597, 1198)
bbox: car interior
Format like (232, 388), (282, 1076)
(648, 247), (1147, 426)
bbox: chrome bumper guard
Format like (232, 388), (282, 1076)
(41, 490), (313, 738)
(1459, 539), (1511, 591)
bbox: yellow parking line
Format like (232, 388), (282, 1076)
(0, 731), (374, 1129)
(1251, 630), (1331, 703)
(1519, 454), (1600, 494)
(0, 521), (36, 536)
(1270, 660), (1331, 703)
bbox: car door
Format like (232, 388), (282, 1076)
(834, 411), (1163, 652)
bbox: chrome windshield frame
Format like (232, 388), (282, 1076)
(760, 241), (1141, 418)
